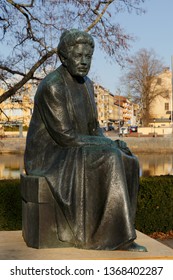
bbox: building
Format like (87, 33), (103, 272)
(1, 82), (138, 132)
(94, 84), (122, 128)
(0, 84), (34, 126)
(149, 68), (172, 128)
(114, 95), (138, 126)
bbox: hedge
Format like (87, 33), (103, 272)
(0, 179), (22, 230)
(4, 126), (28, 131)
(136, 175), (173, 234)
(0, 176), (173, 234)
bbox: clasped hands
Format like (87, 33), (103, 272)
(114, 139), (132, 156)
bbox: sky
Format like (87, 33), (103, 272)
(1, 0), (173, 96)
(91, 0), (173, 95)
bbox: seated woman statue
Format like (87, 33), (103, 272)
(24, 29), (147, 252)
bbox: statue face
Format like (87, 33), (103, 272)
(65, 43), (93, 77)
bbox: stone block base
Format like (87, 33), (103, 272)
(21, 174), (70, 249)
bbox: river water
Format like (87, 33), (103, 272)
(0, 154), (24, 179)
(1, 153), (173, 179)
(136, 153), (173, 177)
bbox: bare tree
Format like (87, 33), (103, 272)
(0, 0), (146, 103)
(123, 48), (168, 126)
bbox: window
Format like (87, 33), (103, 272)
(165, 103), (169, 110)
(11, 108), (23, 116)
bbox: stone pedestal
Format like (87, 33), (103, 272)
(1, 230), (173, 260)
(21, 174), (69, 249)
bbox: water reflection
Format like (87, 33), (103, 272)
(136, 153), (173, 177)
(0, 153), (173, 179)
(0, 154), (24, 179)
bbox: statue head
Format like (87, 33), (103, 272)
(57, 29), (95, 77)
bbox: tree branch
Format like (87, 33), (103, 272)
(85, 0), (114, 32)
(0, 48), (57, 103)
(6, 0), (35, 39)
(0, 65), (25, 76)
(6, 0), (35, 8)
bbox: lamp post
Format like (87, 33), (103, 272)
(153, 119), (156, 137)
(116, 88), (121, 135)
(171, 56), (173, 134)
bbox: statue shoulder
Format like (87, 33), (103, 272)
(85, 76), (95, 93)
(35, 67), (65, 99)
(43, 67), (64, 89)
(85, 76), (94, 85)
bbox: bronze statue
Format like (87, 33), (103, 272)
(24, 29), (147, 251)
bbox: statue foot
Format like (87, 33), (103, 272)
(120, 242), (147, 252)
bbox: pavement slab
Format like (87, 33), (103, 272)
(0, 230), (173, 260)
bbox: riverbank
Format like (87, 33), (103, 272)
(0, 137), (26, 154)
(1, 134), (173, 154)
(121, 136), (173, 153)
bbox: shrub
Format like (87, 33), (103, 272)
(0, 176), (173, 234)
(0, 179), (22, 230)
(136, 176), (173, 234)
(4, 125), (28, 131)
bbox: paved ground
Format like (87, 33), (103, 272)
(157, 239), (173, 249)
(0, 137), (26, 153)
(0, 230), (173, 260)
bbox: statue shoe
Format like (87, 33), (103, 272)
(120, 242), (148, 252)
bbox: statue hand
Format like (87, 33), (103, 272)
(114, 140), (132, 156)
(116, 140), (127, 149)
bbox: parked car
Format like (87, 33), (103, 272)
(108, 125), (114, 131)
(130, 126), (138, 133)
(101, 126), (108, 132)
(119, 127), (129, 136)
(101, 125), (114, 132)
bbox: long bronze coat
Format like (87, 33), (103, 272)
(24, 65), (139, 250)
